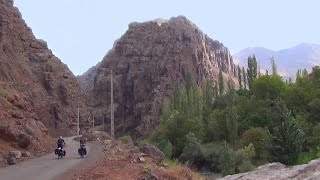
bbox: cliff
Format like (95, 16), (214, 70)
(0, 0), (91, 158)
(79, 16), (239, 138)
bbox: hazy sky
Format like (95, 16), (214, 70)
(14, 0), (320, 75)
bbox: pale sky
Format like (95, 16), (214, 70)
(14, 0), (320, 75)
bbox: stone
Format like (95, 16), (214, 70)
(9, 151), (22, 159)
(0, 124), (18, 141)
(7, 156), (16, 165)
(141, 144), (165, 160)
(22, 151), (32, 158)
(141, 173), (159, 180)
(18, 133), (31, 148)
(138, 157), (146, 163)
(11, 110), (23, 119)
(220, 160), (320, 180)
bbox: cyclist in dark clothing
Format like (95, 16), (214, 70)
(57, 136), (65, 149)
(80, 137), (86, 146)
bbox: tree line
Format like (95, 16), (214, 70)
(151, 56), (320, 175)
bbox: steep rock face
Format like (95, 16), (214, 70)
(0, 0), (91, 158)
(79, 16), (238, 137)
(77, 62), (101, 96)
(0, 83), (54, 158)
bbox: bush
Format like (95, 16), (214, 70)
(118, 135), (132, 143)
(271, 117), (305, 165)
(162, 158), (181, 166)
(240, 127), (270, 158)
(163, 140), (173, 159)
(0, 91), (7, 97)
(179, 132), (203, 165)
(297, 151), (318, 164)
(235, 143), (255, 173)
(237, 160), (255, 173)
(217, 144), (236, 175)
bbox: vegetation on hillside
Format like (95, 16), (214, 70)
(151, 56), (320, 176)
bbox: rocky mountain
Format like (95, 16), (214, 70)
(78, 16), (239, 138)
(77, 62), (101, 96)
(233, 43), (320, 78)
(0, 0), (91, 158)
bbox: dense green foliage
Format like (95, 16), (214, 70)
(247, 55), (258, 89)
(151, 63), (320, 175)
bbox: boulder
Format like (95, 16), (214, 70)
(0, 124), (18, 141)
(9, 150), (22, 159)
(220, 160), (320, 180)
(141, 173), (159, 180)
(7, 156), (16, 165)
(18, 133), (32, 148)
(11, 110), (23, 119)
(36, 121), (48, 134)
(22, 151), (32, 158)
(138, 156), (146, 163)
(141, 144), (164, 160)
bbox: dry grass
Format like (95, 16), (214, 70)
(157, 165), (203, 180)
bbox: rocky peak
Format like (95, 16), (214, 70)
(79, 16), (239, 138)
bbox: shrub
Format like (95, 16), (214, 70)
(118, 135), (132, 143)
(163, 140), (173, 159)
(217, 144), (236, 175)
(179, 132), (202, 165)
(271, 117), (305, 165)
(240, 127), (270, 158)
(235, 143), (255, 173)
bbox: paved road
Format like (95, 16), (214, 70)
(0, 136), (91, 180)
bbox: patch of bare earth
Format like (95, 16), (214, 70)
(74, 141), (202, 180)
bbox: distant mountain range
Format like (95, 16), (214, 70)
(233, 43), (320, 78)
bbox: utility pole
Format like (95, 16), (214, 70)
(111, 70), (114, 140)
(77, 107), (80, 137)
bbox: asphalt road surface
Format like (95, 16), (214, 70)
(0, 136), (94, 180)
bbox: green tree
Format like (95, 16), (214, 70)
(271, 114), (305, 165)
(271, 57), (278, 76)
(247, 55), (258, 89)
(226, 106), (238, 147)
(252, 75), (285, 100)
(238, 65), (242, 89)
(240, 127), (270, 158)
(179, 132), (203, 165)
(242, 67), (247, 89)
(307, 98), (320, 123)
(309, 66), (320, 87)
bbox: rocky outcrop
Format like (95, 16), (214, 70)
(0, 0), (91, 158)
(78, 16), (239, 138)
(77, 62), (101, 96)
(220, 160), (320, 180)
(0, 0), (91, 135)
(141, 144), (165, 160)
